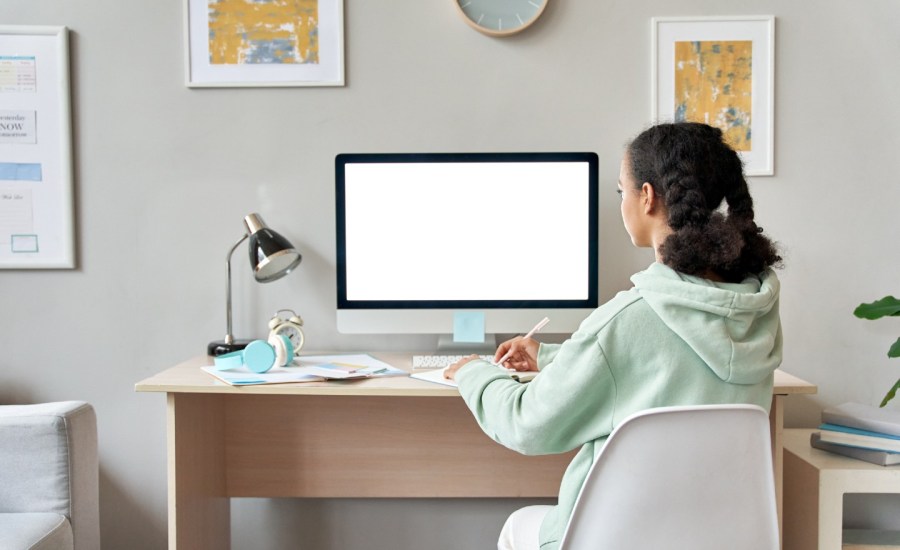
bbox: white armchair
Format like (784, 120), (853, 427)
(0, 401), (99, 550)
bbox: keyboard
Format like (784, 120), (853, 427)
(411, 354), (494, 369)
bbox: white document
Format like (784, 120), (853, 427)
(410, 366), (538, 388)
(293, 354), (396, 372)
(410, 368), (459, 388)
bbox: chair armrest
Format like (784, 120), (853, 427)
(0, 401), (99, 550)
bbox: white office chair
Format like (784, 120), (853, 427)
(558, 404), (778, 550)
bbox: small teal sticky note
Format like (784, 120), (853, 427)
(453, 311), (485, 343)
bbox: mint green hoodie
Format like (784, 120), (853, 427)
(455, 262), (782, 550)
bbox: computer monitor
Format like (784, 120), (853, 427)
(335, 152), (599, 350)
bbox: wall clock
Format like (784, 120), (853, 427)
(455, 0), (549, 37)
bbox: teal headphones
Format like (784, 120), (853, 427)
(213, 334), (294, 374)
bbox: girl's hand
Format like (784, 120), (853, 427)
(494, 337), (540, 372)
(443, 354), (482, 381)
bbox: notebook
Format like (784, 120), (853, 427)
(410, 367), (537, 387)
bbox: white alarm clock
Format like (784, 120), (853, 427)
(268, 309), (305, 355)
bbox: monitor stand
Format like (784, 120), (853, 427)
(436, 334), (499, 354)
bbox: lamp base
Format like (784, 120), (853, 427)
(207, 339), (253, 357)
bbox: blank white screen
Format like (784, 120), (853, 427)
(343, 161), (591, 302)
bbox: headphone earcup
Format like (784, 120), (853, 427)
(268, 334), (294, 368)
(243, 340), (277, 373)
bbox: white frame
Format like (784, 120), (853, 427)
(0, 26), (74, 269)
(184, 0), (345, 88)
(652, 16), (775, 176)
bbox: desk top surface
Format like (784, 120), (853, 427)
(135, 353), (817, 397)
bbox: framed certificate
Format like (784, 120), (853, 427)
(0, 26), (74, 268)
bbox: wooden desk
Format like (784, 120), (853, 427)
(136, 355), (815, 550)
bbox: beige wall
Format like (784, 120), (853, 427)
(2, 1), (899, 547)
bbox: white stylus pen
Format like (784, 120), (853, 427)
(495, 316), (550, 367)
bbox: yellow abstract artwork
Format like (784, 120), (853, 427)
(674, 40), (752, 151)
(208, 0), (318, 65)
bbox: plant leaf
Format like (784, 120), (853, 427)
(881, 378), (900, 407)
(855, 296), (900, 319)
(890, 337), (900, 358)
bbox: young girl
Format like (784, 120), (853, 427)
(444, 122), (783, 550)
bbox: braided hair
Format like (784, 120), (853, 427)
(627, 122), (781, 282)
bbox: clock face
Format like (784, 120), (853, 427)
(456, 0), (548, 36)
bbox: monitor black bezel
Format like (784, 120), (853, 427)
(335, 152), (599, 310)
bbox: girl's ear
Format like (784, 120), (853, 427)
(641, 182), (658, 214)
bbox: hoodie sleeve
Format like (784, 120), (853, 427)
(537, 342), (562, 368)
(455, 329), (617, 456)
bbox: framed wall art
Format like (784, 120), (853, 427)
(185, 0), (345, 87)
(652, 16), (775, 176)
(0, 26), (74, 269)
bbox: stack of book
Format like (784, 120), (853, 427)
(813, 402), (900, 466)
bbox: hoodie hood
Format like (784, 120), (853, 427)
(630, 262), (782, 384)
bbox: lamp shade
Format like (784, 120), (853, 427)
(243, 213), (302, 282)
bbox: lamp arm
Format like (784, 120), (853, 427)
(224, 233), (249, 344)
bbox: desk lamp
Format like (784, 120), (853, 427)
(207, 213), (302, 356)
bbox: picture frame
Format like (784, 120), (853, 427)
(0, 26), (75, 269)
(652, 16), (775, 176)
(184, 0), (345, 88)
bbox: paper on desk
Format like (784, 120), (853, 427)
(201, 354), (406, 386)
(410, 366), (538, 388)
(293, 354), (405, 378)
(410, 368), (459, 387)
(201, 366), (325, 386)
(293, 353), (402, 376)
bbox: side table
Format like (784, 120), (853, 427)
(783, 429), (900, 550)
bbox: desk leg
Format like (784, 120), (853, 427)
(818, 484), (845, 550)
(770, 394), (784, 549)
(783, 447), (819, 550)
(167, 393), (230, 549)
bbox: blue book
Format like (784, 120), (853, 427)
(819, 423), (900, 453)
(810, 432), (900, 466)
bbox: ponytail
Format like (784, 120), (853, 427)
(627, 122), (781, 282)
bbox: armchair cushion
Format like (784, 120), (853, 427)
(0, 513), (73, 550)
(0, 402), (99, 550)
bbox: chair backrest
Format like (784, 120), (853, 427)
(558, 404), (778, 550)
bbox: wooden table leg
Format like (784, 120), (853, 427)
(168, 393), (231, 549)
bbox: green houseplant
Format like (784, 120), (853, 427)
(854, 295), (900, 407)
